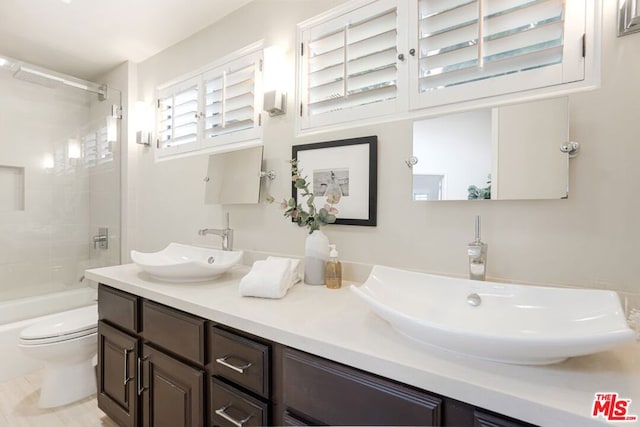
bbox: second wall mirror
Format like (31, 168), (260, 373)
(412, 97), (570, 201)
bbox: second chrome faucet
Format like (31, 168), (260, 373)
(199, 212), (234, 251)
(467, 215), (487, 281)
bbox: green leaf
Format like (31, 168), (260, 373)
(288, 198), (296, 208)
(325, 214), (336, 223)
(295, 179), (306, 189)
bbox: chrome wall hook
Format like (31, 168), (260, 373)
(560, 141), (580, 158)
(405, 156), (419, 168)
(260, 170), (276, 180)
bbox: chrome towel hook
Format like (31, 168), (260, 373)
(560, 141), (580, 158)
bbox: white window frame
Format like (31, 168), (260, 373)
(296, 0), (600, 136)
(156, 75), (201, 158)
(409, 0), (589, 110)
(297, 0), (409, 134)
(155, 41), (264, 160)
(201, 49), (263, 151)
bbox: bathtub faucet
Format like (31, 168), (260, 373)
(198, 212), (234, 251)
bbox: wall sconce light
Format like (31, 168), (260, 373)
(264, 90), (287, 116)
(106, 116), (118, 143)
(42, 154), (54, 171)
(136, 130), (151, 145)
(68, 139), (81, 160)
(619, 0), (640, 36)
(135, 101), (154, 145)
(263, 45), (290, 117)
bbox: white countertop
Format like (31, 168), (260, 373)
(86, 263), (640, 427)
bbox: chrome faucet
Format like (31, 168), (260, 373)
(198, 212), (234, 251)
(467, 215), (487, 281)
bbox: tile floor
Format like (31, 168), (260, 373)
(0, 370), (116, 426)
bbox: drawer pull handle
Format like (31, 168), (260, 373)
(216, 356), (253, 374)
(137, 356), (149, 396)
(123, 348), (134, 386)
(215, 404), (252, 427)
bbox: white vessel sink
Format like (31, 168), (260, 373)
(131, 243), (243, 283)
(350, 265), (634, 365)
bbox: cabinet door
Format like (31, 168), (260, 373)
(283, 348), (442, 426)
(98, 320), (139, 427)
(141, 344), (205, 427)
(474, 410), (535, 427)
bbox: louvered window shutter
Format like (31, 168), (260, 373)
(82, 131), (97, 168)
(97, 126), (113, 165)
(299, 0), (403, 131)
(157, 75), (201, 156)
(412, 0), (585, 108)
(202, 50), (262, 148)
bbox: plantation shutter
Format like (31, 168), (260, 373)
(299, 0), (403, 130)
(412, 0), (586, 108)
(202, 50), (262, 148)
(97, 126), (114, 165)
(156, 75), (201, 156)
(82, 131), (97, 168)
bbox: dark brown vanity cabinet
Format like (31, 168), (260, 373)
(98, 284), (535, 427)
(97, 285), (206, 427)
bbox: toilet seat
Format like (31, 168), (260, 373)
(19, 305), (97, 345)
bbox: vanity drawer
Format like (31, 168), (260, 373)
(98, 285), (140, 333)
(142, 300), (206, 366)
(210, 326), (270, 398)
(283, 348), (442, 426)
(211, 378), (268, 427)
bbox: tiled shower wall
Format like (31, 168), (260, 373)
(0, 70), (118, 301)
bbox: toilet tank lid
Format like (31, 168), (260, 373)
(20, 305), (97, 340)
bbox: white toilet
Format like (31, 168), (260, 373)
(18, 304), (98, 408)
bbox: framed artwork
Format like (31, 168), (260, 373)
(292, 136), (377, 226)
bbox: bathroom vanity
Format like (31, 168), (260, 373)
(87, 263), (640, 427)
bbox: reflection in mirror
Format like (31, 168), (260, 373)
(204, 146), (263, 204)
(412, 97), (569, 201)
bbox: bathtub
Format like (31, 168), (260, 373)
(0, 287), (97, 382)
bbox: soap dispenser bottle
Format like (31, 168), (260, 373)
(468, 215), (488, 281)
(325, 244), (342, 289)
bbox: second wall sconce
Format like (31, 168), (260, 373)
(264, 90), (287, 116)
(619, 0), (640, 36)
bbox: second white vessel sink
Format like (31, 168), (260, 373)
(350, 265), (634, 365)
(131, 243), (243, 283)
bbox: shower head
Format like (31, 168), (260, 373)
(13, 66), (64, 88)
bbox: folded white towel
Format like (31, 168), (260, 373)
(239, 257), (301, 299)
(266, 256), (301, 286)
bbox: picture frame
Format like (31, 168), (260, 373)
(292, 136), (377, 227)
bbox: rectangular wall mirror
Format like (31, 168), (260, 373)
(412, 97), (569, 201)
(204, 145), (263, 204)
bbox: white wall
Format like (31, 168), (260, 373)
(131, 1), (640, 301)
